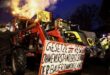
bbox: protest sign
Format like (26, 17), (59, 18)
(38, 40), (86, 75)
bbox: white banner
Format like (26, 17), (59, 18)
(39, 40), (86, 75)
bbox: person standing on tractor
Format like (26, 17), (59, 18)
(0, 24), (20, 75)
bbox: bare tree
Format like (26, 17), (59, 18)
(69, 4), (101, 30)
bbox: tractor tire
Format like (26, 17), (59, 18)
(11, 48), (26, 75)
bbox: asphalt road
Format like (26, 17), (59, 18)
(2, 57), (110, 75)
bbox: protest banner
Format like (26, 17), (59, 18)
(37, 11), (51, 22)
(38, 40), (86, 75)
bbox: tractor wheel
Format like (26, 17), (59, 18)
(11, 48), (26, 75)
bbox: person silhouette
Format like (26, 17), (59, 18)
(0, 24), (20, 74)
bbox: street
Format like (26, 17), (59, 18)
(5, 57), (110, 75)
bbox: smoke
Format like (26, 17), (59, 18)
(49, 0), (58, 4)
(0, 0), (11, 8)
(47, 0), (58, 11)
(10, 0), (58, 18)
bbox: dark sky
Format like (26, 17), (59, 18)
(97, 0), (110, 32)
(48, 0), (103, 31)
(0, 0), (103, 24)
(47, 0), (103, 19)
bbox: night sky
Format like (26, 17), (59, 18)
(0, 0), (109, 31)
(47, 0), (103, 19)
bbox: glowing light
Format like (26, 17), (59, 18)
(10, 0), (58, 19)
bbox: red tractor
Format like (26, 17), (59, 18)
(10, 16), (65, 75)
(6, 11), (86, 75)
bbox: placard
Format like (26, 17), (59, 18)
(39, 40), (86, 75)
(37, 11), (51, 22)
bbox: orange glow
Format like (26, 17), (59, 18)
(10, 0), (57, 19)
